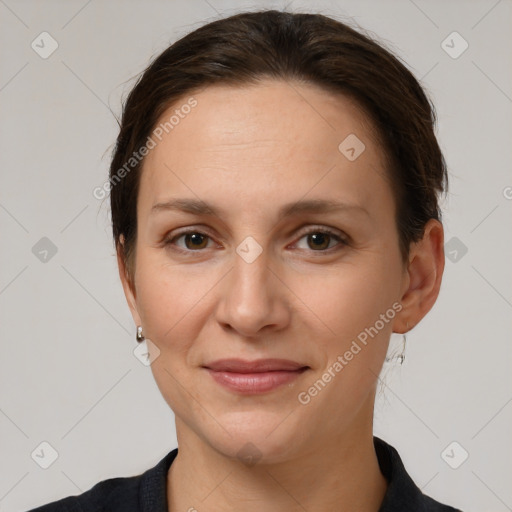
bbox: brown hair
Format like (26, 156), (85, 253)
(108, 9), (447, 287)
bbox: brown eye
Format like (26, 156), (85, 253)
(165, 230), (214, 252)
(182, 232), (209, 250)
(295, 228), (347, 252)
(307, 232), (331, 250)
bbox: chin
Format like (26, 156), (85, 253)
(202, 409), (307, 465)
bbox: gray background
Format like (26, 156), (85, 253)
(1, 0), (511, 511)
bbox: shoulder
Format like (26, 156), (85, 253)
(374, 436), (463, 512)
(422, 493), (464, 512)
(24, 448), (178, 512)
(24, 473), (141, 512)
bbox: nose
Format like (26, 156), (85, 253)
(215, 246), (291, 339)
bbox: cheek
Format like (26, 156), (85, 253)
(304, 263), (399, 341)
(295, 270), (398, 416)
(133, 256), (209, 414)
(300, 260), (402, 405)
(133, 253), (207, 352)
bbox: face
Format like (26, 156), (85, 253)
(119, 80), (412, 463)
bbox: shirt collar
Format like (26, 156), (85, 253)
(138, 436), (458, 511)
(374, 435), (429, 511)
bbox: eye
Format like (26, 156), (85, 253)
(293, 227), (347, 252)
(165, 230), (215, 252)
(163, 226), (348, 255)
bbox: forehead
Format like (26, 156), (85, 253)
(138, 79), (391, 217)
(150, 79), (378, 153)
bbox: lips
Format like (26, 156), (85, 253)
(203, 358), (308, 373)
(202, 358), (309, 394)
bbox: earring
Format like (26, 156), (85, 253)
(136, 325), (145, 343)
(398, 321), (409, 365)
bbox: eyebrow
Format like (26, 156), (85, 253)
(150, 198), (370, 220)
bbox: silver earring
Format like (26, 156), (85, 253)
(398, 321), (409, 365)
(398, 332), (406, 365)
(136, 325), (145, 343)
(386, 322), (408, 364)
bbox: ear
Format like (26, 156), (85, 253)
(117, 235), (142, 327)
(394, 219), (445, 334)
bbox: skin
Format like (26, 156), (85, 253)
(117, 79), (445, 512)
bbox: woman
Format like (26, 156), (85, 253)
(28, 9), (463, 512)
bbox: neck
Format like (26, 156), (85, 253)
(167, 412), (388, 512)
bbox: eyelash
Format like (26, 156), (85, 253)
(163, 226), (348, 256)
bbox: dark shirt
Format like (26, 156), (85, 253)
(26, 436), (462, 511)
